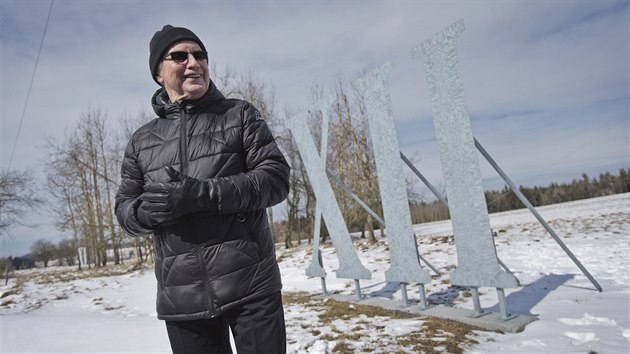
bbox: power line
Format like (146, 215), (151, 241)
(8, 0), (54, 169)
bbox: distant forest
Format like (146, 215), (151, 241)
(409, 168), (630, 224)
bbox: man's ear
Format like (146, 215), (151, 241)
(156, 74), (164, 85)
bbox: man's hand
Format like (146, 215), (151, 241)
(136, 167), (215, 227)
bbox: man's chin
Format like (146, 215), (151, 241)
(182, 86), (207, 100)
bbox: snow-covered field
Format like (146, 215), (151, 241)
(1, 193), (628, 353)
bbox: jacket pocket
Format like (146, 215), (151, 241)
(235, 212), (262, 261)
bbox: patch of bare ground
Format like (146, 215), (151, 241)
(17, 262), (149, 285)
(0, 275), (25, 307)
(396, 317), (480, 354)
(284, 292), (480, 354)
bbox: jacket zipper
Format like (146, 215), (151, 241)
(179, 105), (189, 176)
(180, 105), (215, 316)
(194, 245), (216, 316)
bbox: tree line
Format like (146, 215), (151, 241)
(409, 169), (630, 224)
(1, 65), (628, 270)
(485, 170), (629, 213)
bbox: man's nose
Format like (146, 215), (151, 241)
(186, 53), (200, 68)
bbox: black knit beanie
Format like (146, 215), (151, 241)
(149, 25), (206, 85)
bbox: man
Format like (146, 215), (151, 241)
(115, 25), (290, 354)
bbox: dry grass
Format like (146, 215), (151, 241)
(0, 274), (26, 307)
(283, 292), (480, 354)
(16, 262), (147, 285)
(396, 317), (479, 354)
(0, 287), (20, 300)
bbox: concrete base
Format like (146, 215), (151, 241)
(321, 293), (537, 333)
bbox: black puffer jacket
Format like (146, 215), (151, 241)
(115, 84), (290, 321)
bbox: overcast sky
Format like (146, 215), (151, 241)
(1, 1), (628, 257)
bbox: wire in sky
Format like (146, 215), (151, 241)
(7, 0), (55, 170)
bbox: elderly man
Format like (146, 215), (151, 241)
(115, 25), (290, 354)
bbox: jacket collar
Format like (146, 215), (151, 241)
(152, 81), (225, 118)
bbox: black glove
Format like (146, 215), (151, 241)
(136, 199), (159, 229)
(137, 166), (216, 227)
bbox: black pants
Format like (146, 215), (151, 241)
(165, 291), (286, 354)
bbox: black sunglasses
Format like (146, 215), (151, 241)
(163, 51), (208, 63)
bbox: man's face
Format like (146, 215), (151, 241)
(156, 40), (210, 102)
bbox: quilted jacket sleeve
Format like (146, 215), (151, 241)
(114, 137), (154, 236)
(212, 103), (290, 214)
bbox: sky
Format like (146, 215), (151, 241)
(1, 1), (628, 257)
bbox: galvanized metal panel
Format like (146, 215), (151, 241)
(355, 62), (431, 284)
(412, 20), (518, 288)
(305, 96), (335, 279)
(286, 112), (371, 280)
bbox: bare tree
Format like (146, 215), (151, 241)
(47, 151), (83, 268)
(92, 113), (123, 264)
(0, 169), (43, 238)
(1, 257), (13, 285)
(282, 127), (307, 248)
(326, 78), (382, 244)
(275, 78), (383, 248)
(54, 238), (77, 266)
(45, 108), (123, 267)
(31, 239), (55, 267)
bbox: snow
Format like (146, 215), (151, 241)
(1, 193), (628, 353)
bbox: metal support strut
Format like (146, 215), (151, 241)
(328, 170), (440, 276)
(497, 288), (516, 321)
(418, 283), (430, 310)
(354, 279), (363, 301)
(474, 138), (602, 292)
(401, 152), (515, 278)
(469, 287), (489, 318)
(317, 251), (328, 296)
(320, 278), (328, 296)
(401, 283), (409, 307)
